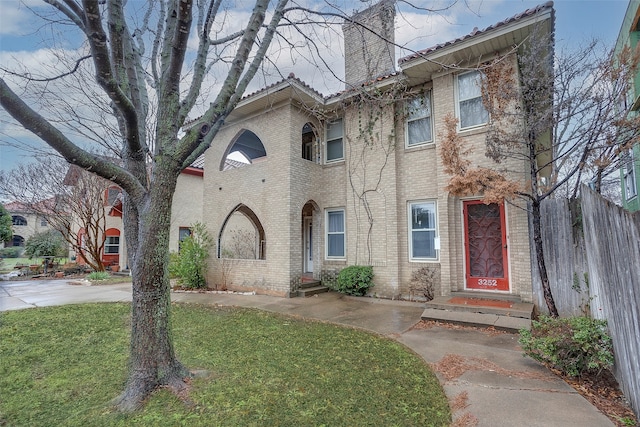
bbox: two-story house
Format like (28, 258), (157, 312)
(198, 1), (554, 301)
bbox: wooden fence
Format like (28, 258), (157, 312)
(531, 187), (640, 416)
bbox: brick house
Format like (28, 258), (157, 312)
(2, 200), (56, 248)
(199, 1), (554, 301)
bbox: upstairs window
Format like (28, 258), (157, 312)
(457, 71), (489, 129)
(105, 186), (120, 206)
(406, 93), (433, 147)
(326, 119), (344, 162)
(302, 123), (320, 163)
(12, 215), (27, 226)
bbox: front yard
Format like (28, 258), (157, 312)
(0, 303), (451, 426)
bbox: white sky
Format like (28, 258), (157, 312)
(0, 0), (631, 173)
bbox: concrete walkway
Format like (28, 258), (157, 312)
(0, 279), (614, 426)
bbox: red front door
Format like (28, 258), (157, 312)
(463, 201), (509, 291)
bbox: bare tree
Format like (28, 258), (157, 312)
(440, 28), (640, 317)
(0, 0), (462, 411)
(0, 158), (110, 271)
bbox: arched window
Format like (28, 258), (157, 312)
(12, 215), (27, 226)
(11, 235), (25, 247)
(302, 122), (320, 163)
(220, 129), (267, 170)
(218, 204), (266, 259)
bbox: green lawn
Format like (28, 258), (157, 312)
(0, 303), (450, 426)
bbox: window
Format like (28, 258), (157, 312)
(104, 236), (120, 254)
(326, 119), (344, 162)
(623, 149), (637, 200)
(40, 217), (48, 227)
(457, 71), (489, 129)
(409, 201), (438, 260)
(406, 93), (433, 146)
(12, 215), (27, 226)
(326, 209), (345, 258)
(106, 186), (120, 205)
(178, 227), (192, 251)
(179, 227), (192, 242)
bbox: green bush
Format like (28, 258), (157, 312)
(330, 265), (374, 296)
(519, 315), (614, 377)
(168, 222), (212, 289)
(24, 230), (67, 258)
(0, 247), (23, 258)
(87, 271), (110, 281)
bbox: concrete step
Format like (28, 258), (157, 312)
(426, 295), (533, 318)
(299, 279), (322, 289)
(422, 295), (534, 332)
(297, 285), (329, 297)
(421, 308), (532, 332)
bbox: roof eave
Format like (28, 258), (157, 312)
(399, 8), (553, 83)
(227, 80), (325, 121)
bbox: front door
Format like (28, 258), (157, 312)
(304, 217), (313, 273)
(463, 201), (509, 291)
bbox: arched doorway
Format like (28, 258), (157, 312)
(218, 204), (266, 260)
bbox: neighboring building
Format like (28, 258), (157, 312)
(616, 0), (640, 212)
(193, 1), (554, 300)
(2, 200), (56, 249)
(89, 164), (204, 270)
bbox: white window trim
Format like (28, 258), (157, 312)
(405, 92), (434, 148)
(325, 119), (344, 163)
(104, 236), (120, 254)
(455, 70), (489, 131)
(408, 200), (439, 262)
(325, 208), (346, 259)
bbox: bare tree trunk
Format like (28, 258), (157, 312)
(531, 200), (559, 317)
(114, 169), (188, 412)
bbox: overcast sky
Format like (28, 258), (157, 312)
(0, 0), (631, 174)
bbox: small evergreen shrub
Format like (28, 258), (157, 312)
(0, 247), (23, 258)
(519, 315), (614, 378)
(87, 271), (110, 281)
(168, 222), (212, 289)
(330, 265), (374, 296)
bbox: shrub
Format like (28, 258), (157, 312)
(330, 265), (374, 296)
(0, 247), (23, 258)
(24, 230), (67, 258)
(87, 271), (110, 281)
(169, 222), (213, 289)
(519, 315), (614, 377)
(409, 266), (439, 301)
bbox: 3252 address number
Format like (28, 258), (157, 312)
(477, 279), (497, 287)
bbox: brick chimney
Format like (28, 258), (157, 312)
(342, 0), (396, 89)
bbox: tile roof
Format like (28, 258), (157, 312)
(183, 73), (324, 128)
(398, 1), (554, 64)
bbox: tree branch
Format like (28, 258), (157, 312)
(0, 78), (145, 200)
